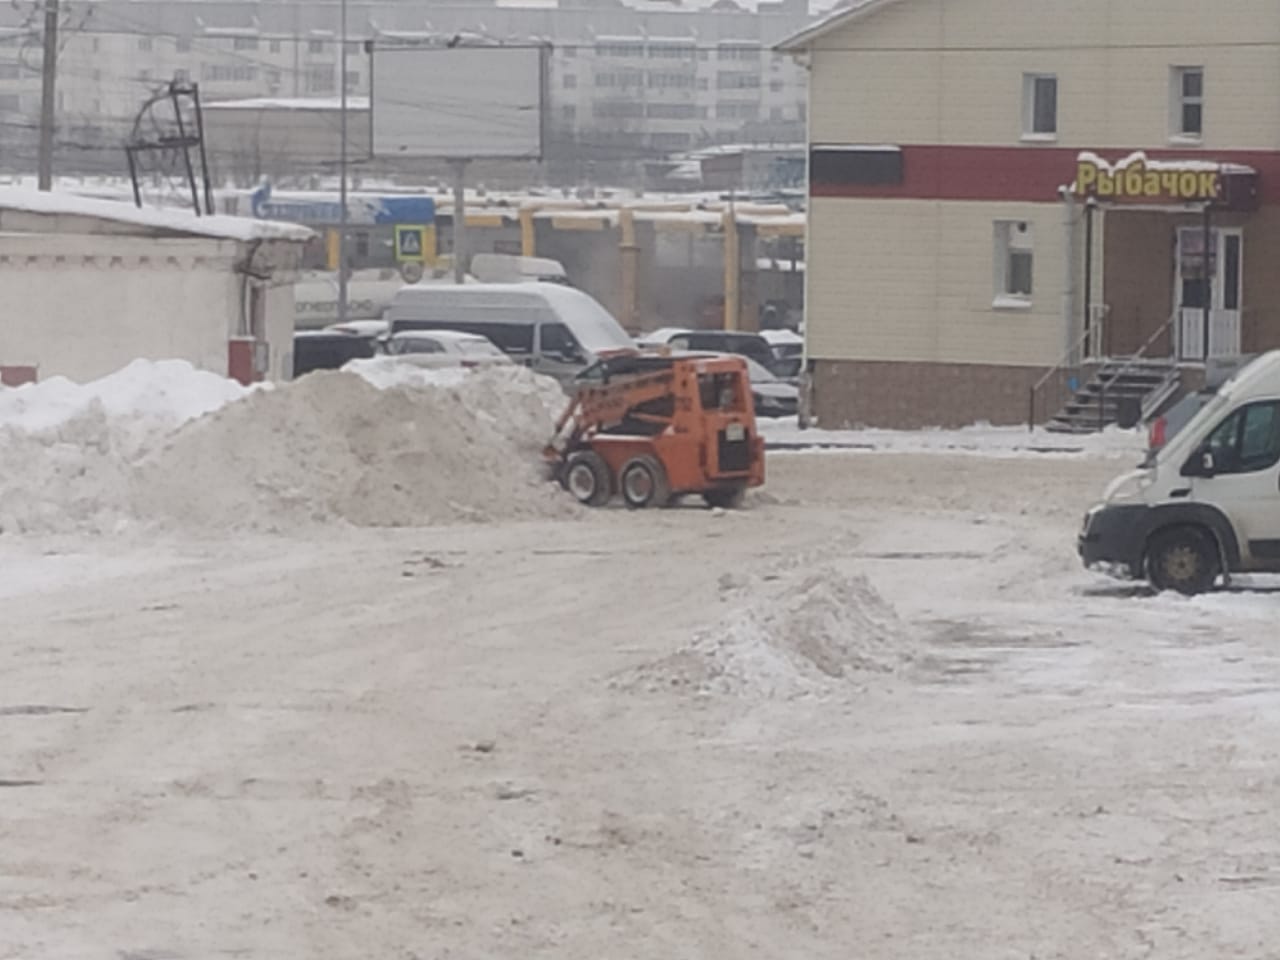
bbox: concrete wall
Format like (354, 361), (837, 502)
(0, 234), (246, 383)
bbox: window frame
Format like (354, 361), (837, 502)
(1021, 73), (1058, 141)
(993, 220), (1035, 309)
(1171, 65), (1205, 142)
(1203, 401), (1280, 476)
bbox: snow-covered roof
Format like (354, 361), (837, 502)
(0, 188), (314, 243)
(205, 97), (371, 112)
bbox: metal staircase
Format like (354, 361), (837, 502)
(1044, 357), (1181, 434)
(1029, 309), (1182, 434)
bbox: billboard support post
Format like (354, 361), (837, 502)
(451, 159), (469, 285)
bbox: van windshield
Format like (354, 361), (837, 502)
(554, 292), (635, 353)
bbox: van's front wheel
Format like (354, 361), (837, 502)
(1147, 527), (1219, 595)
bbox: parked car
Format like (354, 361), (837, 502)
(379, 330), (513, 368)
(1145, 354), (1257, 460)
(761, 328), (804, 381)
(742, 356), (800, 417)
(293, 329), (377, 377)
(1079, 350), (1280, 594)
(636, 328), (785, 378)
(386, 282), (634, 386)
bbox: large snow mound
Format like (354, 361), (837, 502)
(0, 360), (571, 535)
(619, 564), (918, 699)
(137, 366), (571, 531)
(0, 359), (251, 455)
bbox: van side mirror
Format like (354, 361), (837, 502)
(1182, 447), (1217, 478)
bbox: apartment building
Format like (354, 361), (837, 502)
(555, 34), (805, 154)
(0, 0), (813, 176)
(782, 0), (1280, 428)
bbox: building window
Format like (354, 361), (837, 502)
(138, 36), (152, 52)
(563, 73), (577, 89)
(307, 64), (335, 93)
(1022, 73), (1057, 138)
(1172, 66), (1204, 139)
(233, 36), (258, 51)
(308, 39), (328, 54)
(176, 36), (191, 53)
(561, 104), (576, 122)
(203, 64), (258, 83)
(652, 131), (691, 149)
(345, 70), (360, 91)
(994, 221), (1034, 305)
(269, 39), (282, 53)
(717, 44), (761, 61)
(174, 68), (189, 83)
(92, 37), (101, 52)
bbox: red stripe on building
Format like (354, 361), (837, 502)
(810, 145), (1280, 204)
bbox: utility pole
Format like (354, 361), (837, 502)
(337, 0), (350, 323)
(37, 0), (59, 191)
(451, 159), (468, 285)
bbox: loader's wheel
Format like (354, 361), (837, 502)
(563, 451), (612, 507)
(702, 483), (746, 510)
(619, 455), (671, 509)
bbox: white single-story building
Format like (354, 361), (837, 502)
(0, 188), (313, 386)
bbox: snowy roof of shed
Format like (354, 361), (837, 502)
(0, 188), (315, 243)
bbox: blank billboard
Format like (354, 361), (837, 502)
(371, 45), (547, 160)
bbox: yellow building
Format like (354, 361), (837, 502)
(782, 0), (1280, 428)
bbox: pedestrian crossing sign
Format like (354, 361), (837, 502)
(395, 225), (428, 263)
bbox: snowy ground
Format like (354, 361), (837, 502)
(3, 444), (1280, 958)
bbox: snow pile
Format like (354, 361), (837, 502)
(134, 365), (571, 531)
(0, 359), (251, 455)
(0, 360), (571, 535)
(0, 361), (253, 535)
(623, 567), (917, 699)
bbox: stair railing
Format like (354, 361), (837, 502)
(1092, 311), (1179, 430)
(1027, 320), (1099, 432)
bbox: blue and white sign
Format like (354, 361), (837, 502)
(250, 182), (435, 226)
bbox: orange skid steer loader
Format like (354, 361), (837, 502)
(544, 352), (766, 509)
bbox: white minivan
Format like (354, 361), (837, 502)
(1079, 350), (1280, 594)
(385, 282), (634, 384)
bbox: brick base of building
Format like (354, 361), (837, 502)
(812, 358), (1047, 429)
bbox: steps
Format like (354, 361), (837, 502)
(1045, 357), (1181, 434)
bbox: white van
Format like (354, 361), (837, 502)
(470, 253), (570, 285)
(386, 282), (634, 384)
(1079, 350), (1280, 594)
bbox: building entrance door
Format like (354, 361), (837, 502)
(1176, 226), (1243, 361)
